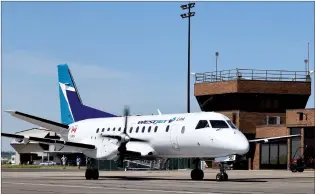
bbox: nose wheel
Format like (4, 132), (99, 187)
(216, 163), (229, 181)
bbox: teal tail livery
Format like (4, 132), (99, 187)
(58, 64), (117, 125)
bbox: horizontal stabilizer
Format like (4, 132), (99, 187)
(1, 132), (95, 150)
(248, 134), (301, 143)
(5, 110), (69, 134)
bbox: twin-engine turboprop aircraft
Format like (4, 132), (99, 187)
(2, 64), (300, 181)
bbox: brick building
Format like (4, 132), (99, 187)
(194, 68), (315, 170)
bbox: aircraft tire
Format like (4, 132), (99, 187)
(85, 169), (92, 180)
(216, 173), (227, 181)
(92, 169), (99, 180)
(223, 172), (228, 181)
(190, 169), (204, 180)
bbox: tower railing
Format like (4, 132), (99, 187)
(194, 69), (311, 83)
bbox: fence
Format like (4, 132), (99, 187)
(194, 69), (311, 83)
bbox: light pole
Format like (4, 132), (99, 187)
(215, 52), (219, 81)
(180, 2), (195, 114)
(304, 59), (308, 75)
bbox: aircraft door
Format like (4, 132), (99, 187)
(170, 124), (180, 151)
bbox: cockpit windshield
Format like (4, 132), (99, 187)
(209, 120), (229, 128)
(227, 120), (237, 129)
(195, 120), (210, 129)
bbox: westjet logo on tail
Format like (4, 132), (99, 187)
(137, 117), (185, 124)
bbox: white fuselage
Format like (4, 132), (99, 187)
(67, 112), (250, 160)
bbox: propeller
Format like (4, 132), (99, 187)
(101, 106), (148, 167)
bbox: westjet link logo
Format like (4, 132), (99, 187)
(137, 117), (185, 124)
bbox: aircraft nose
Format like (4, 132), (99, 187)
(234, 131), (250, 155)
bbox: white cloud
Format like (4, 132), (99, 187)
(3, 51), (132, 80)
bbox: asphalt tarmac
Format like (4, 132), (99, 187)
(2, 169), (315, 194)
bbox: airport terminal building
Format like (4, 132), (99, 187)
(194, 68), (315, 170)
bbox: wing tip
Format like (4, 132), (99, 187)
(4, 110), (16, 114)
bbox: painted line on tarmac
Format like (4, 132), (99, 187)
(3, 182), (220, 194)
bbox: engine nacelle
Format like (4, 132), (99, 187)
(126, 142), (156, 156)
(21, 136), (30, 144)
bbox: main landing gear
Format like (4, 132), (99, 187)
(190, 158), (204, 180)
(215, 163), (228, 181)
(85, 157), (99, 180)
(190, 159), (229, 181)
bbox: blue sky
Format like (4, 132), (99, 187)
(1, 2), (314, 151)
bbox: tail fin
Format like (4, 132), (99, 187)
(58, 64), (117, 125)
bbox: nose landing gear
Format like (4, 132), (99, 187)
(216, 163), (228, 181)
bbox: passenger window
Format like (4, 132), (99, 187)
(136, 126), (139, 133)
(102, 128), (105, 132)
(107, 128), (110, 131)
(113, 127), (116, 131)
(148, 126), (151, 133)
(166, 125), (170, 132)
(96, 128), (99, 133)
(195, 120), (210, 129)
(227, 120), (237, 129)
(181, 126), (185, 134)
(209, 120), (229, 128)
(154, 126), (158, 132)
(142, 126), (145, 133)
(129, 127), (133, 133)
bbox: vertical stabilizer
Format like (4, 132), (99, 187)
(58, 64), (116, 125)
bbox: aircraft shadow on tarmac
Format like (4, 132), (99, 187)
(44, 175), (315, 183)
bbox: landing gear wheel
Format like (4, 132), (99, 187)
(85, 169), (92, 180)
(223, 172), (228, 181)
(216, 173), (228, 181)
(85, 169), (99, 180)
(190, 169), (204, 180)
(92, 169), (99, 180)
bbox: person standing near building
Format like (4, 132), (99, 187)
(76, 156), (81, 169)
(61, 155), (67, 169)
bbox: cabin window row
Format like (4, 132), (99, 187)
(96, 125), (171, 133)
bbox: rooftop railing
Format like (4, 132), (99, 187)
(194, 69), (312, 83)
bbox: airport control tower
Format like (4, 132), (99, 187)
(194, 68), (312, 169)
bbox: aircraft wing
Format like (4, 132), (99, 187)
(248, 134), (301, 143)
(4, 110), (69, 134)
(1, 132), (95, 150)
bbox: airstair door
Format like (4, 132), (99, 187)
(170, 124), (180, 151)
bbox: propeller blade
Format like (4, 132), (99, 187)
(102, 135), (122, 141)
(123, 106), (129, 134)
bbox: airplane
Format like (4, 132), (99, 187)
(2, 64), (301, 181)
